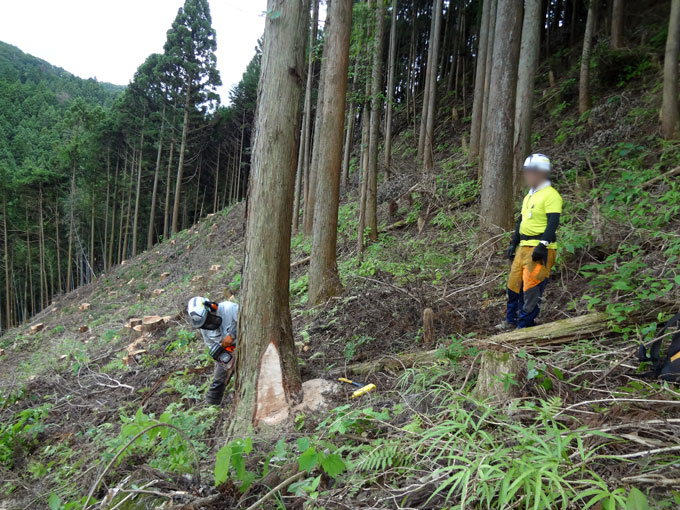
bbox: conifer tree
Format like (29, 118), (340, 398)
(164, 0), (221, 235)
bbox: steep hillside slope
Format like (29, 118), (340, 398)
(2, 37), (680, 510)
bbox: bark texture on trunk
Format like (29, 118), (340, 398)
(662, 0), (680, 139)
(468, 0), (492, 162)
(231, 0), (308, 437)
(478, 0), (498, 175)
(513, 0), (542, 192)
(479, 0), (522, 234)
(308, 0), (353, 306)
(579, 0), (598, 115)
(366, 0), (386, 242)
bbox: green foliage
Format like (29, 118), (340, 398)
(0, 404), (52, 468)
(214, 437), (255, 490)
(165, 327), (195, 353)
(103, 404), (217, 474)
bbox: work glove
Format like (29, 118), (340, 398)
(506, 244), (517, 261)
(532, 243), (548, 265)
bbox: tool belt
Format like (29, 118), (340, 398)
(520, 234), (543, 241)
(638, 313), (680, 382)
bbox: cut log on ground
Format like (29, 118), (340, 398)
(335, 309), (671, 376)
(28, 323), (45, 335)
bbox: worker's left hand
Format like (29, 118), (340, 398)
(532, 243), (548, 265)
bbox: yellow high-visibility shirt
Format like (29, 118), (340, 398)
(519, 185), (563, 249)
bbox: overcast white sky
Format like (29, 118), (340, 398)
(0, 0), (268, 104)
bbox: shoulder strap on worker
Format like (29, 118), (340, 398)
(638, 313), (680, 381)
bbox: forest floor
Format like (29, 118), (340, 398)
(2, 41), (680, 510)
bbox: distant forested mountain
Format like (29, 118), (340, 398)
(0, 0), (258, 331)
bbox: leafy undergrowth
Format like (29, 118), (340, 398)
(2, 42), (680, 510)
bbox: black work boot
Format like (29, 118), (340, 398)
(205, 381), (226, 405)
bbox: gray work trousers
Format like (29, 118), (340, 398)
(205, 361), (232, 405)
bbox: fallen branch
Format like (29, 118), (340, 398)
(642, 166), (680, 189)
(334, 308), (671, 377)
(290, 256), (311, 269)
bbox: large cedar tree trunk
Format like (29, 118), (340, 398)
(468, 0), (492, 162)
(479, 0), (522, 233)
(513, 0), (542, 193)
(662, 0), (680, 139)
(308, 0), (353, 306)
(230, 0), (309, 436)
(478, 0), (498, 175)
(579, 0), (598, 115)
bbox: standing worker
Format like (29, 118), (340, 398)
(187, 296), (238, 405)
(501, 154), (563, 330)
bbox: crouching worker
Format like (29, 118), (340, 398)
(187, 296), (238, 405)
(502, 154), (563, 329)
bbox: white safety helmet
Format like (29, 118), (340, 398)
(523, 153), (552, 173)
(187, 296), (209, 329)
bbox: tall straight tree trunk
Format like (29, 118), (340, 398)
(384, 0), (398, 179)
(423, 0), (444, 173)
(579, 0), (598, 115)
(38, 187), (47, 309)
(478, 0), (498, 174)
(108, 159), (119, 269)
(122, 151), (134, 261)
(172, 84), (191, 235)
(661, 0), (680, 139)
(308, 0), (353, 306)
(3, 193), (10, 326)
(66, 162), (76, 293)
(407, 4), (416, 132)
(417, 3), (438, 161)
(163, 139), (174, 240)
(213, 146), (220, 214)
(26, 209), (34, 315)
(469, 0), (492, 162)
(54, 193), (62, 294)
(148, 107), (166, 249)
(132, 121), (145, 257)
(610, 0), (624, 48)
(103, 150), (110, 272)
(479, 0), (522, 233)
(366, 0), (386, 242)
(341, 59), (359, 189)
(513, 0), (542, 193)
(89, 185), (95, 281)
(294, 0), (320, 234)
(302, 10), (327, 238)
(231, 0), (308, 437)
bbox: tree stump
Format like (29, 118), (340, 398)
(29, 323), (45, 335)
(423, 308), (435, 344)
(78, 325), (89, 334)
(78, 303), (91, 311)
(472, 350), (523, 402)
